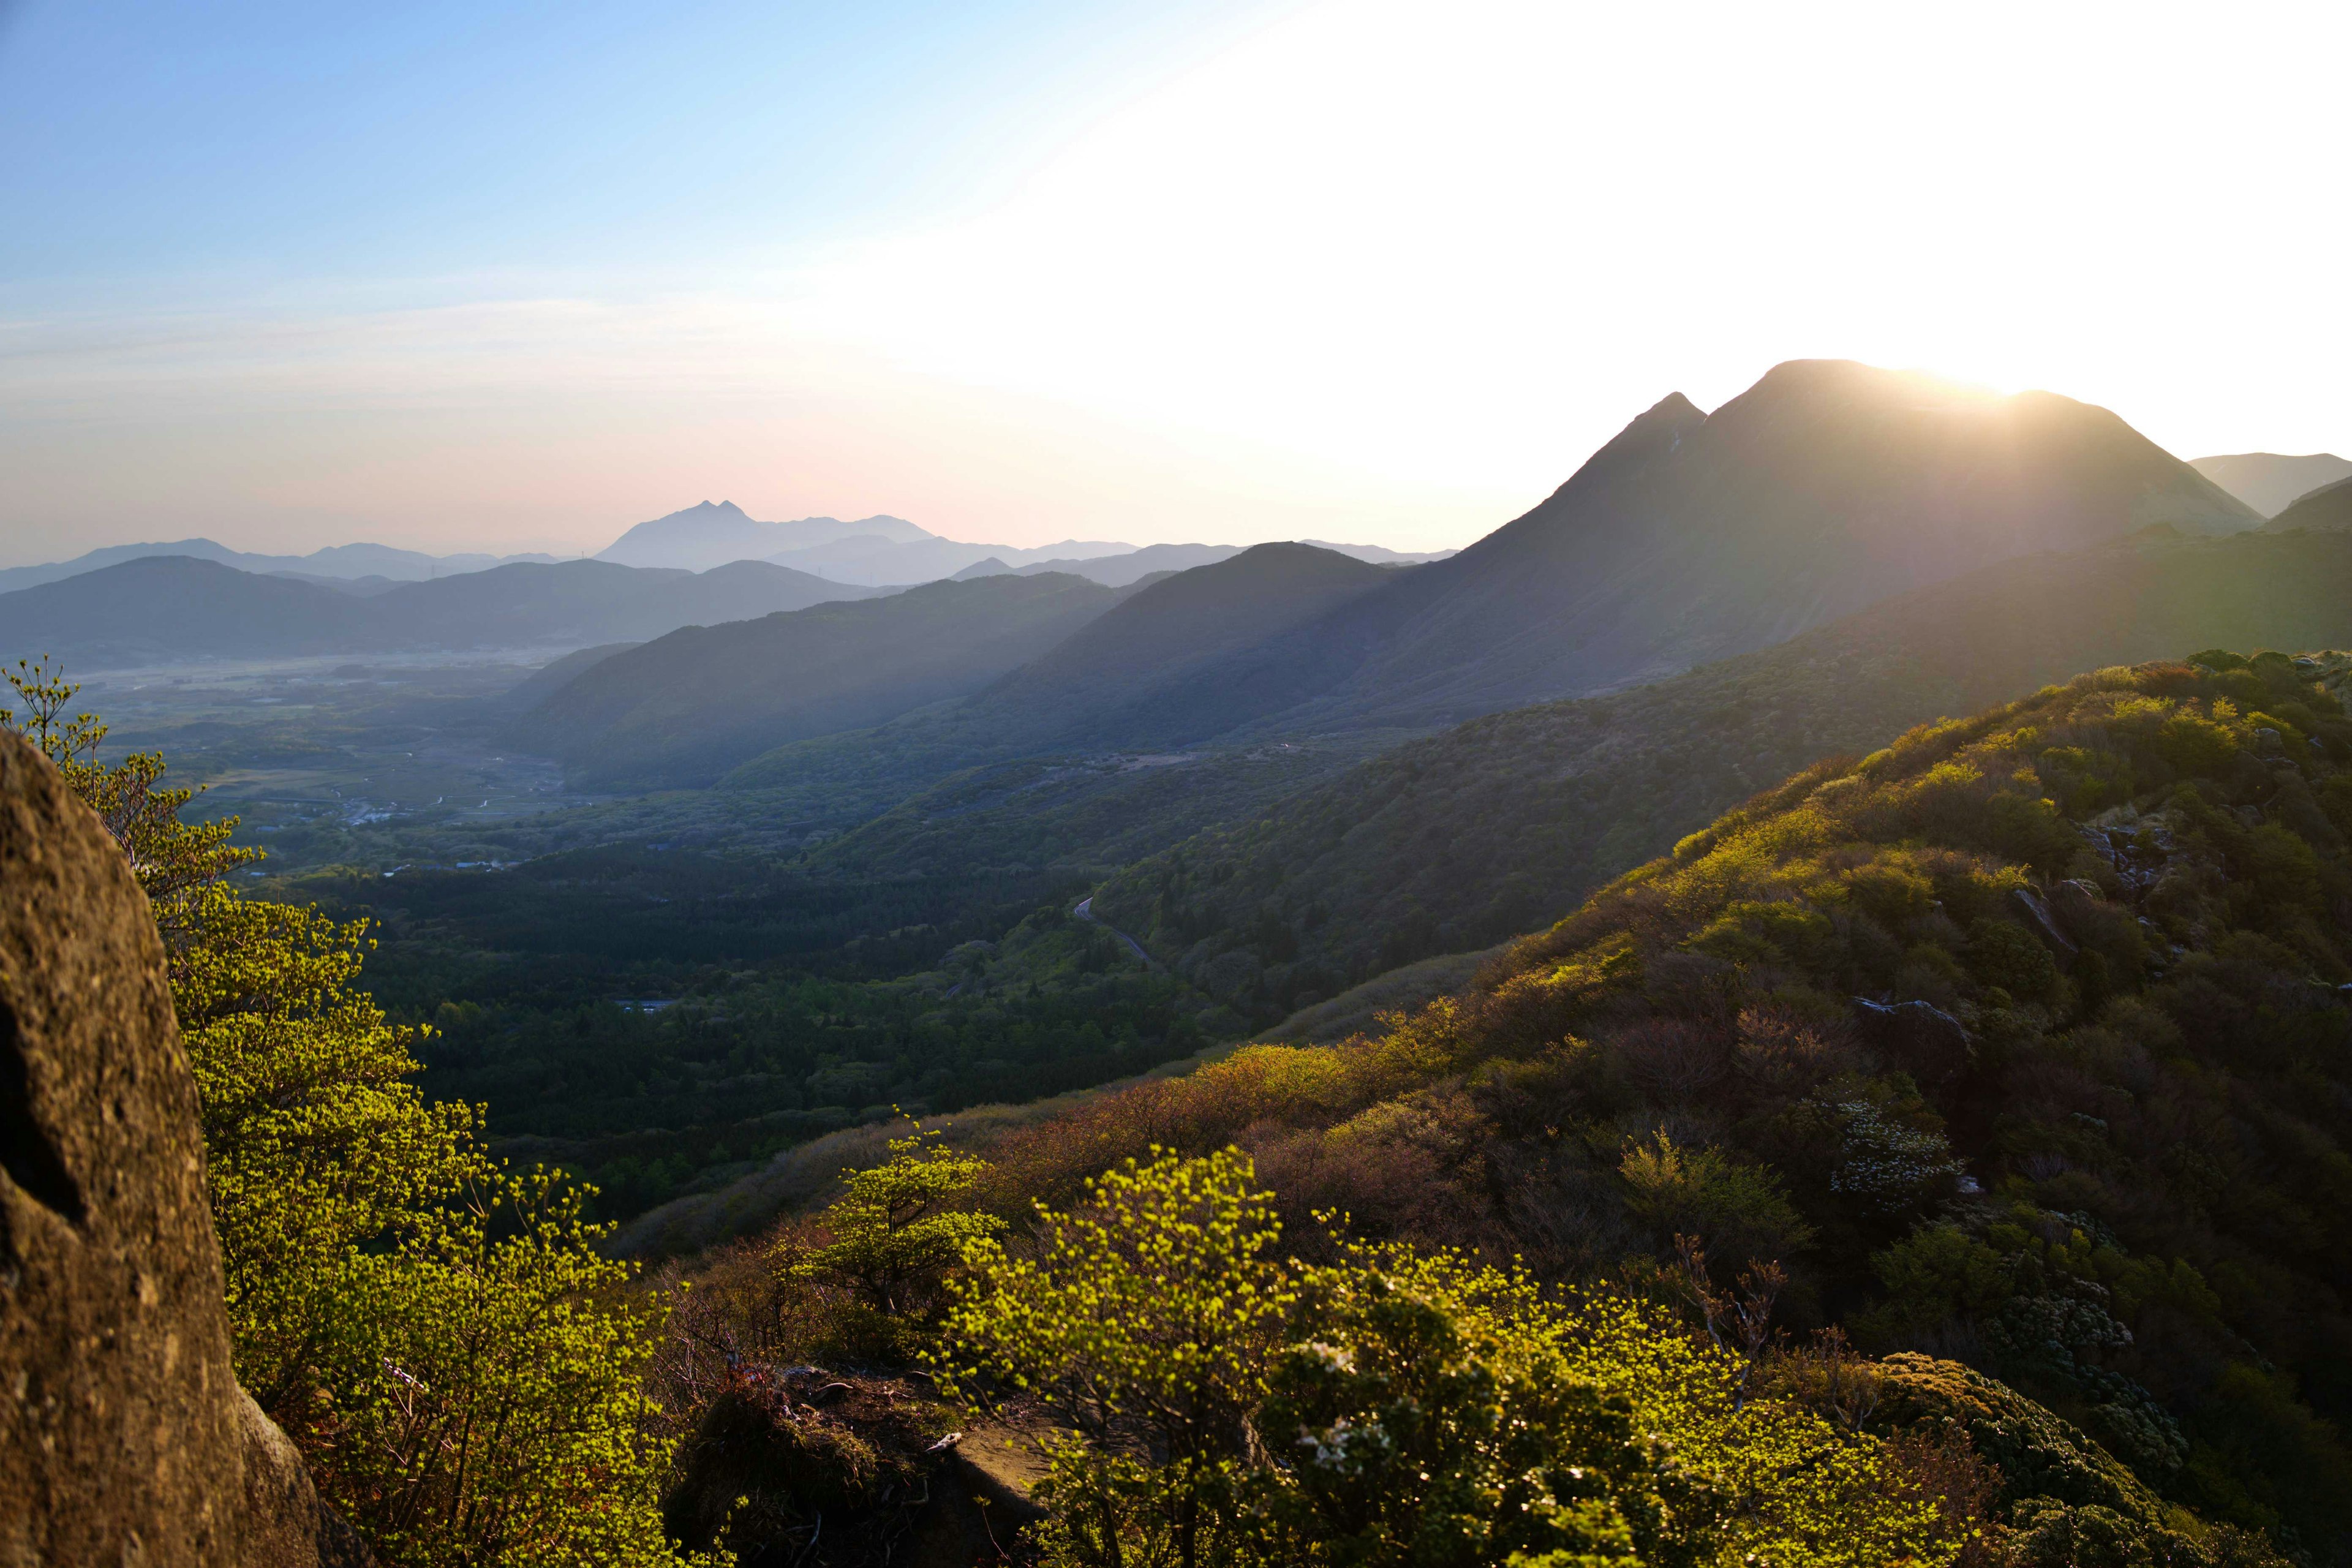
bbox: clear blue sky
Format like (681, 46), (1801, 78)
(0, 0), (1257, 293)
(2, 1), (2345, 564)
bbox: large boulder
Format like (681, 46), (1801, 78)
(0, 731), (363, 1564)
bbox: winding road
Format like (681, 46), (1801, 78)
(1073, 895), (1156, 968)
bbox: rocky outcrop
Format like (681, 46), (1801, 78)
(0, 731), (364, 1565)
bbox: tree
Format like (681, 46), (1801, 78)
(940, 1147), (1295, 1568)
(3, 661), (703, 1568)
(1255, 1256), (1712, 1567)
(941, 1152), (1954, 1568)
(780, 1121), (1005, 1316)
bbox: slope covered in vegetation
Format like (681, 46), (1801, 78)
(970, 646), (2352, 1561)
(1093, 527), (2352, 1025)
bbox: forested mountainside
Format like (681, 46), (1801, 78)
(0, 552), (872, 665)
(860, 647), (2352, 1561)
(967, 543), (1390, 736)
(1092, 527), (2352, 1025)
(2272, 475), (2352, 533)
(516, 572), (1123, 788)
(641, 646), (2352, 1566)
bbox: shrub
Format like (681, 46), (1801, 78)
(944, 1152), (1954, 1567)
(775, 1121), (1004, 1323)
(1966, 918), (2058, 1000)
(1616, 1133), (1815, 1274)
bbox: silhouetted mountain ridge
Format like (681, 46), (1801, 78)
(2269, 475), (2352, 533)
(516, 573), (1128, 788)
(0, 554), (878, 666)
(2191, 451), (2352, 517)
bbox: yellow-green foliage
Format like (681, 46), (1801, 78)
(975, 654), (2352, 1564)
(4, 666), (703, 1568)
(944, 1148), (1296, 1568)
(779, 1121), (1006, 1319)
(943, 1150), (1955, 1568)
(173, 882), (486, 1411)
(319, 1172), (683, 1568)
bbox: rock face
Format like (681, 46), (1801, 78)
(0, 731), (363, 1565)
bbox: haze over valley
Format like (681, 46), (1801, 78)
(9, 3), (2352, 1564)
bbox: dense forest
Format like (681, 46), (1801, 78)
(287, 850), (1224, 1219)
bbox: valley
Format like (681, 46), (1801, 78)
(18, 9), (2352, 1563)
(14, 359), (2352, 1564)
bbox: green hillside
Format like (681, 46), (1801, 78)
(950, 647), (2352, 1560)
(1093, 527), (2352, 1023)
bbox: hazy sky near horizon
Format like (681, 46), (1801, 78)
(2, 0), (2345, 564)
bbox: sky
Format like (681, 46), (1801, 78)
(2, 0), (2346, 565)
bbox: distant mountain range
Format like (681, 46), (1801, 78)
(2, 498), (1455, 603)
(693, 359), (2264, 808)
(515, 572), (1129, 788)
(2190, 451), (2352, 517)
(0, 537), (564, 595)
(0, 556), (882, 668)
(594, 499), (1453, 586)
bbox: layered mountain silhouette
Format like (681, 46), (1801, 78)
(591, 499), (1446, 586)
(712, 545), (1400, 798)
(2269, 475), (2352, 533)
(1003, 543), (1243, 584)
(2190, 451), (2352, 517)
(0, 557), (391, 662)
(515, 573), (1126, 788)
(0, 537), (560, 594)
(698, 359), (2263, 804)
(0, 555), (876, 666)
(1114, 360), (2260, 738)
(963, 543), (1394, 747)
(1090, 523), (2352, 1012)
(999, 540), (1452, 587)
(595, 500), (1130, 581)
